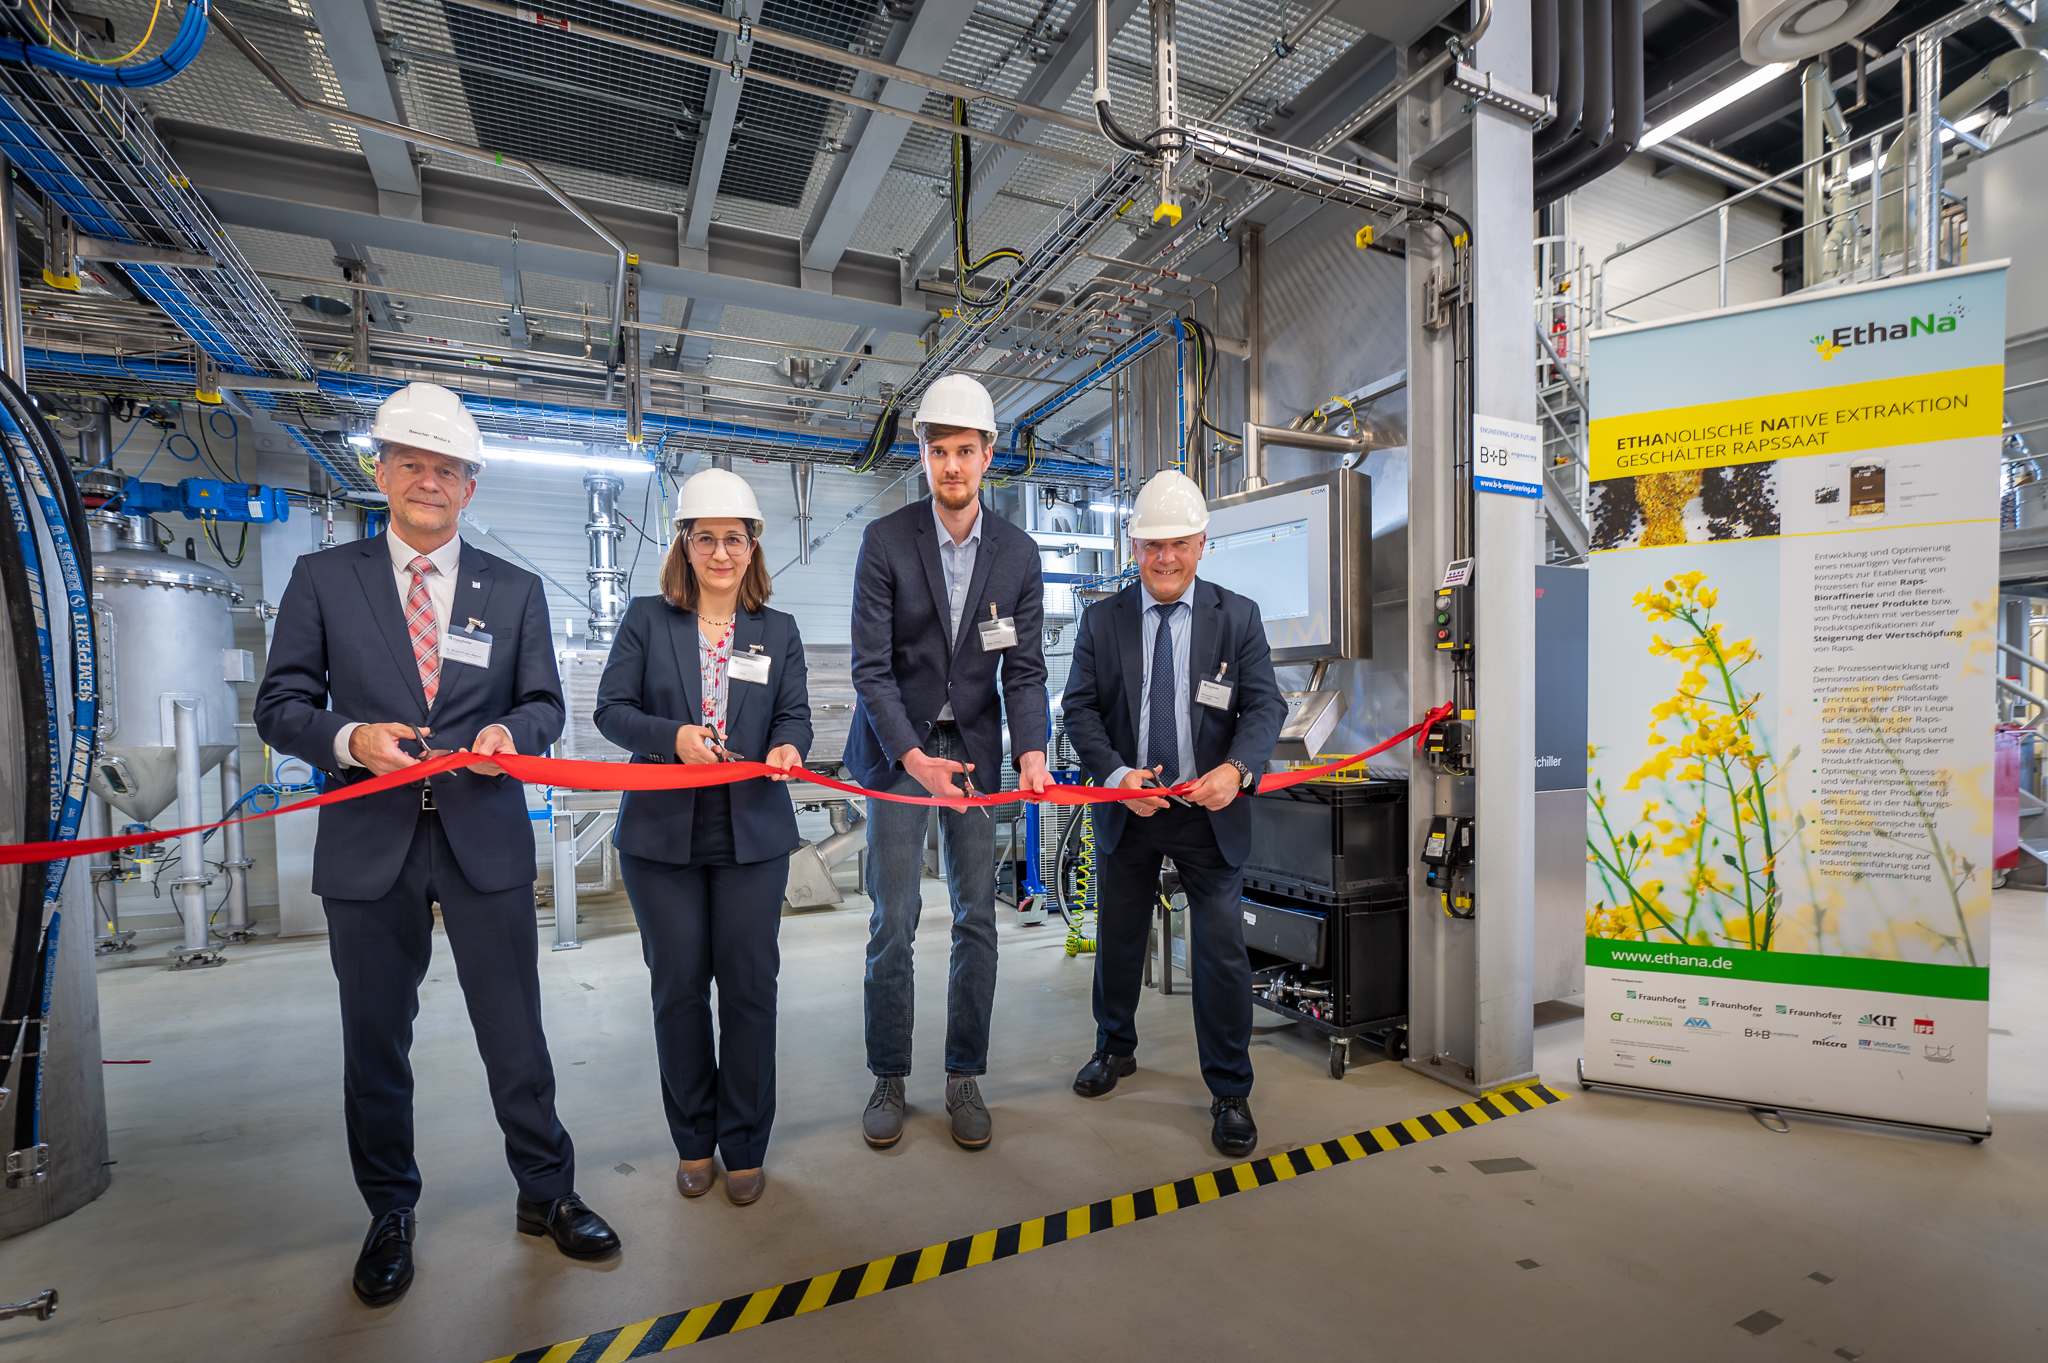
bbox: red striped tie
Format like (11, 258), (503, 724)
(405, 556), (440, 706)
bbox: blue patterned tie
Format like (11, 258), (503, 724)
(1146, 603), (1180, 785)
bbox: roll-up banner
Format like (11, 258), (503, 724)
(1583, 265), (2005, 1136)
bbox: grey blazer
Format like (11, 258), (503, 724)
(843, 497), (1049, 791)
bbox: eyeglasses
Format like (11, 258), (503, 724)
(688, 532), (754, 557)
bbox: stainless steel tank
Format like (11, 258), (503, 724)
(84, 512), (240, 822)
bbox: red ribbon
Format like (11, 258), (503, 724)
(0, 704), (1453, 867)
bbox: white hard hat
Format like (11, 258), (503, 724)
(912, 373), (997, 442)
(1127, 469), (1210, 540)
(370, 382), (483, 469)
(672, 467), (765, 537)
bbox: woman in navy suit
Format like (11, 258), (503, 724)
(594, 468), (811, 1206)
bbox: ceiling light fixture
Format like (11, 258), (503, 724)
(480, 445), (656, 475)
(1639, 62), (1794, 149)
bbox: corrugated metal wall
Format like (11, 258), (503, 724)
(1569, 154), (1787, 324)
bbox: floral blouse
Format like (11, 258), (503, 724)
(698, 620), (731, 737)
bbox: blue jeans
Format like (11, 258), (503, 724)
(862, 725), (998, 1078)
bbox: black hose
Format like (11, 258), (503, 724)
(1536, 0), (1642, 204)
(1533, 0), (1584, 159)
(0, 434), (54, 1123)
(1532, 0), (1559, 103)
(1538, 0), (1611, 179)
(1096, 99), (1160, 155)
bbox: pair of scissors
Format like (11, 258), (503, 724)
(407, 724), (450, 760)
(1140, 772), (1193, 807)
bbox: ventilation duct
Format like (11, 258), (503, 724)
(1740, 0), (1898, 64)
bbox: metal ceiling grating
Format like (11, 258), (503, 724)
(437, 0), (717, 191)
(101, 0), (363, 154)
(713, 0), (887, 208)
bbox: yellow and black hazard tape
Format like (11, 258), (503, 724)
(489, 1082), (1569, 1362)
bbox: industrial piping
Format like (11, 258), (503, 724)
(1536, 0), (1643, 204)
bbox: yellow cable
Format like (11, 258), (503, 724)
(27, 0), (167, 63)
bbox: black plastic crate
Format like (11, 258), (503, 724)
(1240, 898), (1326, 967)
(1243, 885), (1407, 1031)
(1243, 780), (1408, 904)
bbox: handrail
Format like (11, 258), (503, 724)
(212, 10), (632, 373)
(1603, 179), (1908, 318)
(1999, 640), (2048, 675)
(1600, 115), (1907, 291)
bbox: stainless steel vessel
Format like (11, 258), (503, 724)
(84, 512), (240, 823)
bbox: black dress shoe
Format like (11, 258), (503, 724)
(516, 1193), (622, 1260)
(353, 1208), (416, 1306)
(1072, 1050), (1137, 1098)
(1210, 1095), (1257, 1158)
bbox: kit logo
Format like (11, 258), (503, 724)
(1923, 1045), (1956, 1064)
(1858, 1013), (1897, 1028)
(1914, 1018), (1935, 1035)
(1812, 298), (1964, 360)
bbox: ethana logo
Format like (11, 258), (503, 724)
(1812, 298), (1966, 360)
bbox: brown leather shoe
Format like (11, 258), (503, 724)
(725, 1168), (766, 1205)
(676, 1160), (714, 1198)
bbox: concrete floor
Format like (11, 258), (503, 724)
(2, 884), (2044, 1363)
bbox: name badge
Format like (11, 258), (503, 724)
(442, 628), (492, 668)
(728, 648), (771, 685)
(1197, 678), (1233, 710)
(977, 606), (1018, 652)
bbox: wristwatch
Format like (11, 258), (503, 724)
(1227, 758), (1256, 790)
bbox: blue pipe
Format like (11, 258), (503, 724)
(0, 0), (210, 89)
(24, 350), (1116, 484)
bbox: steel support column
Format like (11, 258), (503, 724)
(1404, 0), (1537, 1096)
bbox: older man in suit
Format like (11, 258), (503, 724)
(846, 373), (1050, 1152)
(1058, 469), (1286, 1157)
(255, 383), (618, 1307)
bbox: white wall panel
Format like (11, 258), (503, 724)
(461, 459), (911, 647)
(1571, 154), (1786, 325)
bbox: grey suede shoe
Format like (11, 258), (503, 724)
(863, 1075), (907, 1148)
(946, 1075), (992, 1150)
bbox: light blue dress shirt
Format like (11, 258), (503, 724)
(933, 498), (982, 722)
(1110, 581), (1197, 789)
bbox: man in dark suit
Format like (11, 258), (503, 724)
(1058, 469), (1286, 1157)
(255, 382), (619, 1307)
(845, 373), (1050, 1151)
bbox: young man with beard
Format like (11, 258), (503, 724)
(844, 374), (1051, 1151)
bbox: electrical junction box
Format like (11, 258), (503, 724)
(1419, 815), (1475, 917)
(1432, 583), (1469, 652)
